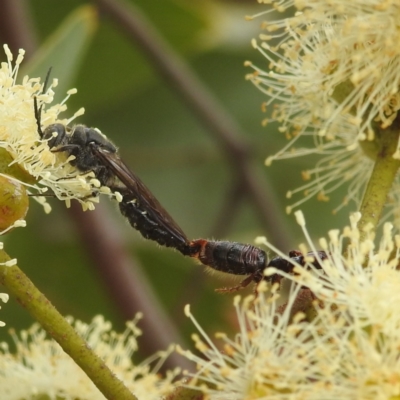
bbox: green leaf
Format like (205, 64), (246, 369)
(20, 4), (98, 102)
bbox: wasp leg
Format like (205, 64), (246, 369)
(215, 274), (255, 293)
(50, 144), (80, 153)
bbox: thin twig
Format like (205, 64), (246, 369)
(0, 0), (37, 58)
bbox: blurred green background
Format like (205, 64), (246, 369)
(0, 0), (350, 363)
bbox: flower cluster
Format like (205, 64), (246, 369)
(0, 44), (104, 212)
(0, 315), (177, 399)
(246, 1), (400, 214)
(180, 211), (400, 399)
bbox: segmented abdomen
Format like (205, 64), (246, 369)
(190, 239), (267, 275)
(119, 194), (190, 255)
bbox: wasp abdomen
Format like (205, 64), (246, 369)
(119, 193), (190, 254)
(190, 239), (267, 275)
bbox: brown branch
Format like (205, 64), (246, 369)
(0, 0), (37, 58)
(93, 0), (293, 250)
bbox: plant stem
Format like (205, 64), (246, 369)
(358, 124), (400, 240)
(0, 249), (137, 400)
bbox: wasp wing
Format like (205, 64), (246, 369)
(92, 145), (189, 245)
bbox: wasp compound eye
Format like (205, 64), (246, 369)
(43, 124), (68, 148)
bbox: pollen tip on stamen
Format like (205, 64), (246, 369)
(255, 236), (267, 245)
(16, 50), (25, 65)
(294, 210), (305, 227)
(286, 206), (292, 214)
(175, 344), (184, 355)
(75, 107), (85, 117)
(395, 235), (400, 248)
(3, 44), (12, 60)
(393, 150), (400, 160)
(265, 156), (273, 166)
(277, 125), (286, 132)
(14, 220), (26, 228)
(286, 190), (292, 199)
(0, 293), (9, 303)
(319, 237), (328, 250)
(270, 281), (280, 293)
(184, 304), (191, 317)
(261, 102), (268, 113)
(257, 280), (268, 293)
(293, 312), (306, 323)
(349, 212), (362, 226)
(317, 192), (330, 202)
(115, 191), (123, 203)
(264, 267), (277, 277)
(327, 229), (340, 245)
(90, 178), (101, 188)
(301, 171), (311, 180)
(298, 243), (308, 255)
(345, 141), (357, 151)
(5, 259), (17, 267)
(383, 222), (393, 235)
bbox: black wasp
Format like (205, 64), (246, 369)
(34, 76), (326, 292)
(34, 102), (190, 255)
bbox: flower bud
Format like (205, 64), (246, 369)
(0, 175), (28, 231)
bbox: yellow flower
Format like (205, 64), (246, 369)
(0, 315), (177, 399)
(180, 211), (400, 399)
(179, 291), (336, 399)
(247, 1), (400, 215)
(0, 44), (103, 212)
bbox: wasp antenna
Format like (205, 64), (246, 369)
(42, 67), (53, 94)
(34, 96), (44, 138)
(34, 67), (53, 139)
